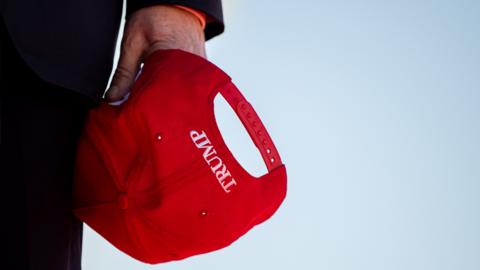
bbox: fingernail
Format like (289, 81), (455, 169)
(107, 86), (118, 96)
(108, 91), (131, 106)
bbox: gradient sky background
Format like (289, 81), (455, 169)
(82, 1), (480, 269)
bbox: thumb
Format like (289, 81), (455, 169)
(104, 38), (144, 103)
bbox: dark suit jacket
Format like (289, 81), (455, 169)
(0, 0), (223, 105)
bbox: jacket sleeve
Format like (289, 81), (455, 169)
(126, 0), (224, 41)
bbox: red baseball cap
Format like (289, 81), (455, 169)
(73, 49), (287, 264)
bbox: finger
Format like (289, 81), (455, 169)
(104, 35), (145, 102)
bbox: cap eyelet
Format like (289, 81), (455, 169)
(155, 132), (162, 141)
(199, 210), (208, 217)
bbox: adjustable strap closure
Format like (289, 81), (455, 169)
(219, 82), (282, 172)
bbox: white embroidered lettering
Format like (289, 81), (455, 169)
(190, 130), (237, 193)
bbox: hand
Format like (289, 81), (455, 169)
(104, 5), (206, 103)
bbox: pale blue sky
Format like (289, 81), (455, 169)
(83, 1), (480, 269)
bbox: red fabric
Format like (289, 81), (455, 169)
(73, 49), (287, 264)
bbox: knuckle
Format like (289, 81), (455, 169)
(114, 66), (134, 81)
(121, 34), (142, 53)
